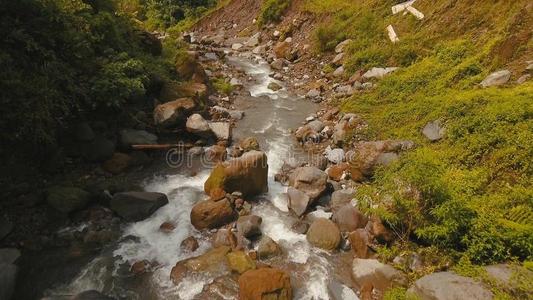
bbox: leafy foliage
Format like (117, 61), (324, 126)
(258, 0), (290, 26)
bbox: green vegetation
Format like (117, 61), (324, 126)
(307, 0), (533, 268)
(0, 0), (215, 170)
(212, 77), (233, 95)
(258, 0), (291, 26)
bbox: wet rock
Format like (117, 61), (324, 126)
(333, 66), (345, 77)
(422, 120), (445, 142)
(198, 275), (239, 299)
(72, 290), (115, 300)
(204, 150), (268, 197)
(257, 236), (281, 259)
(287, 187), (311, 217)
(205, 144), (227, 162)
(330, 189), (355, 212)
(328, 280), (359, 300)
(307, 218), (341, 251)
(305, 208), (333, 223)
(348, 229), (371, 258)
(236, 215), (262, 238)
(82, 136), (115, 162)
(362, 67), (399, 80)
(180, 236), (199, 252)
(289, 166), (328, 201)
(268, 82), (282, 91)
(110, 192), (168, 222)
(245, 33), (260, 47)
(47, 186), (91, 213)
(239, 137), (260, 152)
(208, 122), (232, 141)
(407, 272), (493, 300)
(238, 268), (292, 300)
(102, 152), (132, 174)
(349, 140), (413, 181)
(159, 222), (175, 233)
(335, 39), (352, 53)
(227, 251), (256, 274)
(332, 204), (368, 232)
(212, 106), (245, 120)
(190, 198), (236, 230)
(153, 98), (196, 127)
(213, 228), (238, 248)
(130, 260), (149, 275)
(171, 246), (231, 284)
(480, 70), (511, 87)
(352, 258), (407, 292)
(186, 113), (212, 137)
(291, 220), (310, 234)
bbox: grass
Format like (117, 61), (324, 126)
(304, 0), (533, 268)
(212, 77), (233, 95)
(258, 0), (291, 26)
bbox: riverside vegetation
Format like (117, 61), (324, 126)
(0, 0), (531, 299)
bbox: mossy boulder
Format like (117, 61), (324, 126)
(226, 251), (256, 274)
(204, 150), (268, 197)
(46, 186), (91, 213)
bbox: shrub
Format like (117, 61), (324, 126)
(212, 77), (233, 95)
(258, 0), (290, 26)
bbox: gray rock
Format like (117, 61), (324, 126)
(47, 186), (91, 213)
(361, 82), (373, 89)
(120, 129), (157, 147)
(328, 280), (359, 300)
(375, 152), (399, 166)
(335, 85), (354, 96)
(307, 120), (325, 133)
(236, 215), (262, 238)
(352, 81), (363, 90)
(333, 66), (345, 77)
(230, 77), (243, 87)
(352, 258), (407, 292)
(203, 52), (218, 61)
(245, 33), (260, 47)
(332, 204), (368, 232)
(231, 43), (243, 50)
(330, 189), (355, 212)
(363, 67), (398, 79)
(212, 106), (244, 120)
(484, 264), (533, 287)
(480, 70), (511, 87)
(335, 39), (352, 53)
(325, 147), (345, 164)
(287, 187), (311, 217)
(306, 89), (321, 99)
(407, 272), (493, 300)
(110, 192), (168, 221)
(208, 122), (232, 141)
(186, 114), (212, 137)
(422, 120), (445, 141)
(332, 53), (344, 66)
(289, 166), (328, 201)
(252, 45), (267, 54)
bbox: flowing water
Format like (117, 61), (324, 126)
(44, 52), (351, 299)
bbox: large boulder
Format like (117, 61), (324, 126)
(236, 215), (262, 238)
(306, 218), (341, 250)
(332, 204), (368, 232)
(159, 82), (207, 102)
(204, 151), (268, 197)
(238, 268), (292, 300)
(480, 70), (511, 88)
(407, 272), (493, 300)
(186, 113), (212, 137)
(153, 98), (197, 127)
(47, 186), (91, 213)
(287, 187), (311, 217)
(110, 192), (168, 222)
(352, 258), (407, 292)
(349, 140), (413, 181)
(330, 189), (355, 212)
(190, 198), (236, 230)
(209, 122), (232, 141)
(288, 166), (328, 201)
(171, 246), (231, 284)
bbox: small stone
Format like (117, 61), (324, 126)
(180, 236), (199, 252)
(333, 66), (345, 77)
(422, 120), (445, 141)
(267, 82), (283, 91)
(291, 221), (309, 234)
(160, 222), (176, 233)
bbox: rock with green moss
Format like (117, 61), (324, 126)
(46, 186), (91, 213)
(226, 251), (256, 274)
(204, 150), (268, 197)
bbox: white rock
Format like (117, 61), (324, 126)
(363, 67), (399, 79)
(208, 122), (232, 141)
(230, 77), (243, 87)
(480, 70), (511, 87)
(273, 30), (280, 37)
(285, 37), (293, 43)
(332, 53), (344, 65)
(231, 43), (243, 50)
(306, 89), (321, 99)
(386, 25), (400, 43)
(335, 39), (352, 53)
(325, 147), (345, 164)
(333, 66), (345, 77)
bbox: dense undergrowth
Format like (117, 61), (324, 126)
(0, 0), (215, 176)
(306, 0), (533, 276)
(258, 0), (291, 26)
